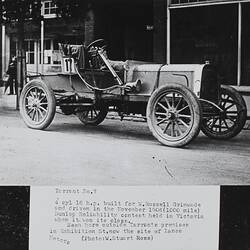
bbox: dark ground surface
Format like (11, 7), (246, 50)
(0, 186), (29, 250)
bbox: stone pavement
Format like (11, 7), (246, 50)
(0, 87), (18, 111)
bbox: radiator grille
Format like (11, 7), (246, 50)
(200, 64), (220, 104)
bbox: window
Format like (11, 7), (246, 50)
(171, 5), (238, 84)
(39, 39), (61, 65)
(52, 40), (61, 64)
(24, 40), (35, 64)
(40, 39), (52, 64)
(241, 2), (250, 85)
(45, 40), (51, 50)
(42, 1), (57, 18)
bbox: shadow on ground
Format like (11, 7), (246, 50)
(47, 114), (250, 154)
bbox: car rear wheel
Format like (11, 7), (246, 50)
(76, 104), (108, 126)
(201, 85), (247, 139)
(147, 83), (202, 147)
(19, 80), (56, 130)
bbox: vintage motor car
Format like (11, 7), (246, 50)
(19, 39), (247, 147)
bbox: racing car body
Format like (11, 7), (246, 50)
(19, 39), (247, 147)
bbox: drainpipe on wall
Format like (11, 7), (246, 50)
(237, 2), (242, 86)
(2, 25), (5, 79)
(41, 19), (44, 74)
(166, 0), (171, 64)
(16, 21), (25, 110)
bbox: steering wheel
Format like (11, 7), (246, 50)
(86, 39), (107, 52)
(86, 39), (108, 69)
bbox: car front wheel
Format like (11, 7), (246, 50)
(147, 83), (202, 147)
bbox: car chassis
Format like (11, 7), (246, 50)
(19, 39), (247, 147)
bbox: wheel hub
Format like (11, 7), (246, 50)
(220, 110), (227, 120)
(167, 108), (178, 121)
(28, 97), (40, 108)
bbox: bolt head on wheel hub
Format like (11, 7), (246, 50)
(28, 97), (40, 108)
(167, 108), (178, 121)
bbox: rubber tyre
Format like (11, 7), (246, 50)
(76, 104), (108, 126)
(147, 83), (202, 147)
(19, 80), (56, 130)
(201, 85), (247, 139)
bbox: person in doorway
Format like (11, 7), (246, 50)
(4, 55), (17, 95)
